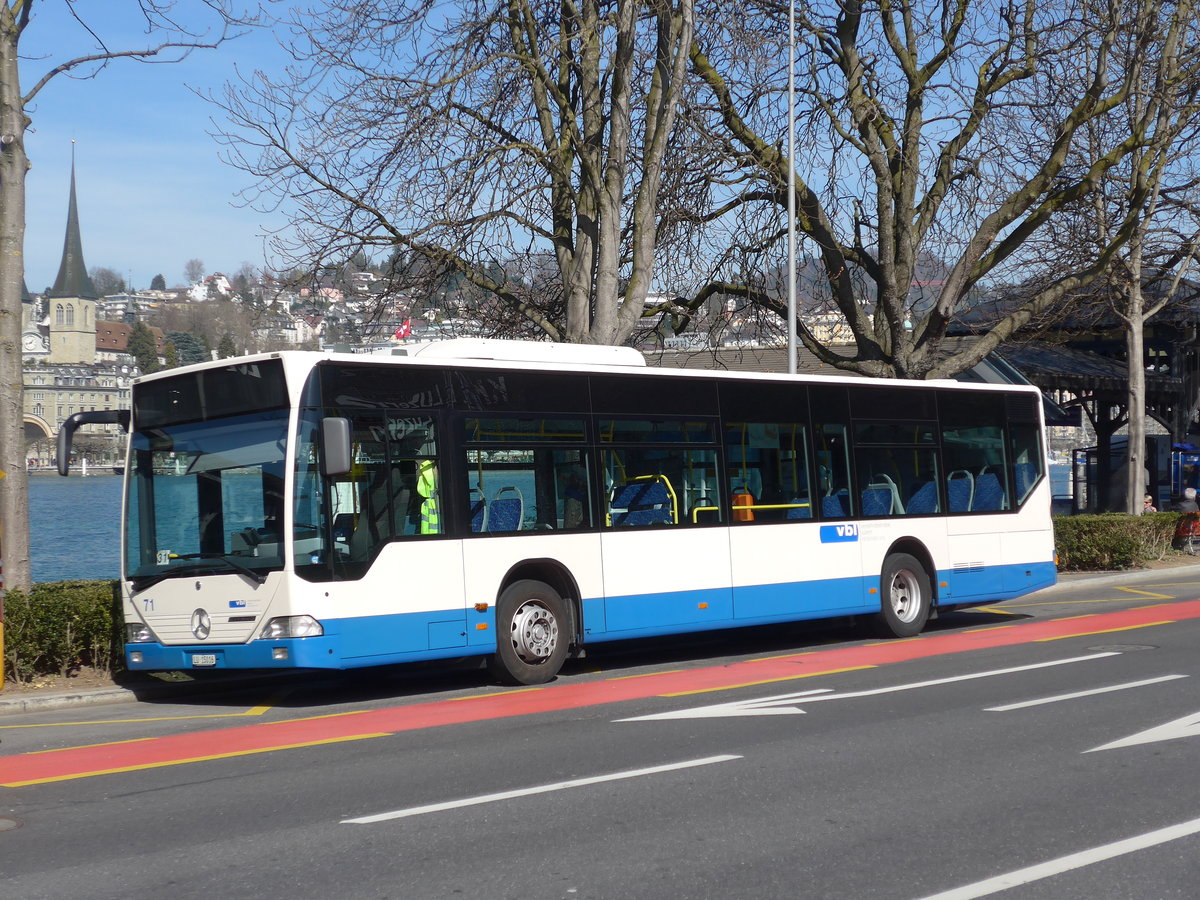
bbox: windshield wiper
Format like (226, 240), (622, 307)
(131, 554), (269, 590)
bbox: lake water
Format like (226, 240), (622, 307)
(28, 474), (123, 583)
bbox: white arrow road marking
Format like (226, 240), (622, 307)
(986, 674), (1187, 711)
(617, 688), (833, 721)
(1087, 709), (1200, 752)
(618, 652), (1120, 722)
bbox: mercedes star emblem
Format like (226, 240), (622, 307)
(191, 608), (212, 641)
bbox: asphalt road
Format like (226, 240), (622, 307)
(3, 574), (1200, 899)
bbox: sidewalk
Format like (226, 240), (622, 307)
(4, 559), (1200, 716)
(0, 668), (310, 716)
(1045, 554), (1200, 593)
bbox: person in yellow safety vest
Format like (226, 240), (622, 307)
(417, 458), (440, 534)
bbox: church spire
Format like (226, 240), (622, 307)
(48, 148), (97, 300)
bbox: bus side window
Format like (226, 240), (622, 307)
(1009, 423), (1044, 505)
(852, 447), (942, 517)
(815, 423), (854, 518)
(462, 446), (594, 534)
(600, 419), (720, 527)
(603, 447), (719, 527)
(939, 389), (1009, 514)
(725, 422), (812, 522)
(335, 415), (441, 562)
(555, 450), (592, 529)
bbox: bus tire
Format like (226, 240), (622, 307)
(872, 553), (931, 638)
(487, 580), (571, 685)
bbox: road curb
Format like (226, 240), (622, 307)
(0, 672), (297, 717)
(1042, 561), (1200, 595)
(0, 686), (140, 716)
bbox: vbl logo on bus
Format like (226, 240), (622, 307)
(819, 523), (859, 543)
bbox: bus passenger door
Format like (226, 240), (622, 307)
(599, 452), (732, 634)
(730, 520), (866, 619)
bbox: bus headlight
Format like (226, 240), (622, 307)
(258, 616), (324, 639)
(126, 623), (157, 643)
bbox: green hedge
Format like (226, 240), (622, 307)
(1053, 512), (1180, 571)
(2, 580), (123, 684)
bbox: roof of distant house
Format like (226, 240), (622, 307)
(96, 320), (165, 353)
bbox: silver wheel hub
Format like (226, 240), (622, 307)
(888, 569), (922, 623)
(510, 600), (559, 663)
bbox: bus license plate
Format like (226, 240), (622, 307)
(191, 654), (217, 667)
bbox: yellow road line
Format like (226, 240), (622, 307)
(603, 669), (688, 682)
(22, 737), (157, 755)
(0, 698), (280, 730)
(1002, 597), (1142, 608)
(1114, 587), (1176, 600)
(1034, 620), (1174, 642)
(445, 686), (544, 702)
(965, 607), (1022, 618)
(661, 665), (875, 697)
(3, 733), (391, 788)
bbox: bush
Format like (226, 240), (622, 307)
(1054, 512), (1179, 571)
(2, 580), (122, 684)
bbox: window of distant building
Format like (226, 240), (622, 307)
(66, 305), (75, 326)
(55, 304), (64, 325)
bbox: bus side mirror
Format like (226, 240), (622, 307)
(320, 417), (352, 476)
(57, 410), (131, 476)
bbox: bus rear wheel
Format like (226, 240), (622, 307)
(487, 580), (571, 685)
(872, 553), (931, 638)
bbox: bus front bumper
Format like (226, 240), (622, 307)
(125, 636), (339, 671)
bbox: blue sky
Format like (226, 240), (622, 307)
(20, 2), (294, 292)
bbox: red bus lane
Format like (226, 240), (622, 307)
(4, 598), (1199, 787)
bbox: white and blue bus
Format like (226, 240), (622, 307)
(59, 339), (1056, 684)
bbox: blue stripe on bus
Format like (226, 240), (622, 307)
(938, 559), (1056, 604)
(125, 560), (1056, 671)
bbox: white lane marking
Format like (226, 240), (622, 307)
(986, 675), (1187, 712)
(341, 754), (742, 824)
(618, 653), (1120, 722)
(1088, 709), (1200, 752)
(914, 815), (1200, 900)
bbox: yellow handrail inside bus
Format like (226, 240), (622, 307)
(692, 501), (810, 523)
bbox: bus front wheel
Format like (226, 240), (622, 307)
(487, 580), (571, 685)
(873, 553), (931, 638)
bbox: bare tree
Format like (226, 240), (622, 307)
(183, 257), (206, 285)
(685, 0), (1200, 378)
(1093, 3), (1200, 513)
(0, 2), (244, 594)
(89, 266), (126, 296)
(216, 0), (695, 346)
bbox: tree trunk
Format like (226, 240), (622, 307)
(0, 10), (31, 593)
(1126, 288), (1147, 516)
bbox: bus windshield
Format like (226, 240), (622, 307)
(124, 359), (292, 588)
(125, 409), (291, 588)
